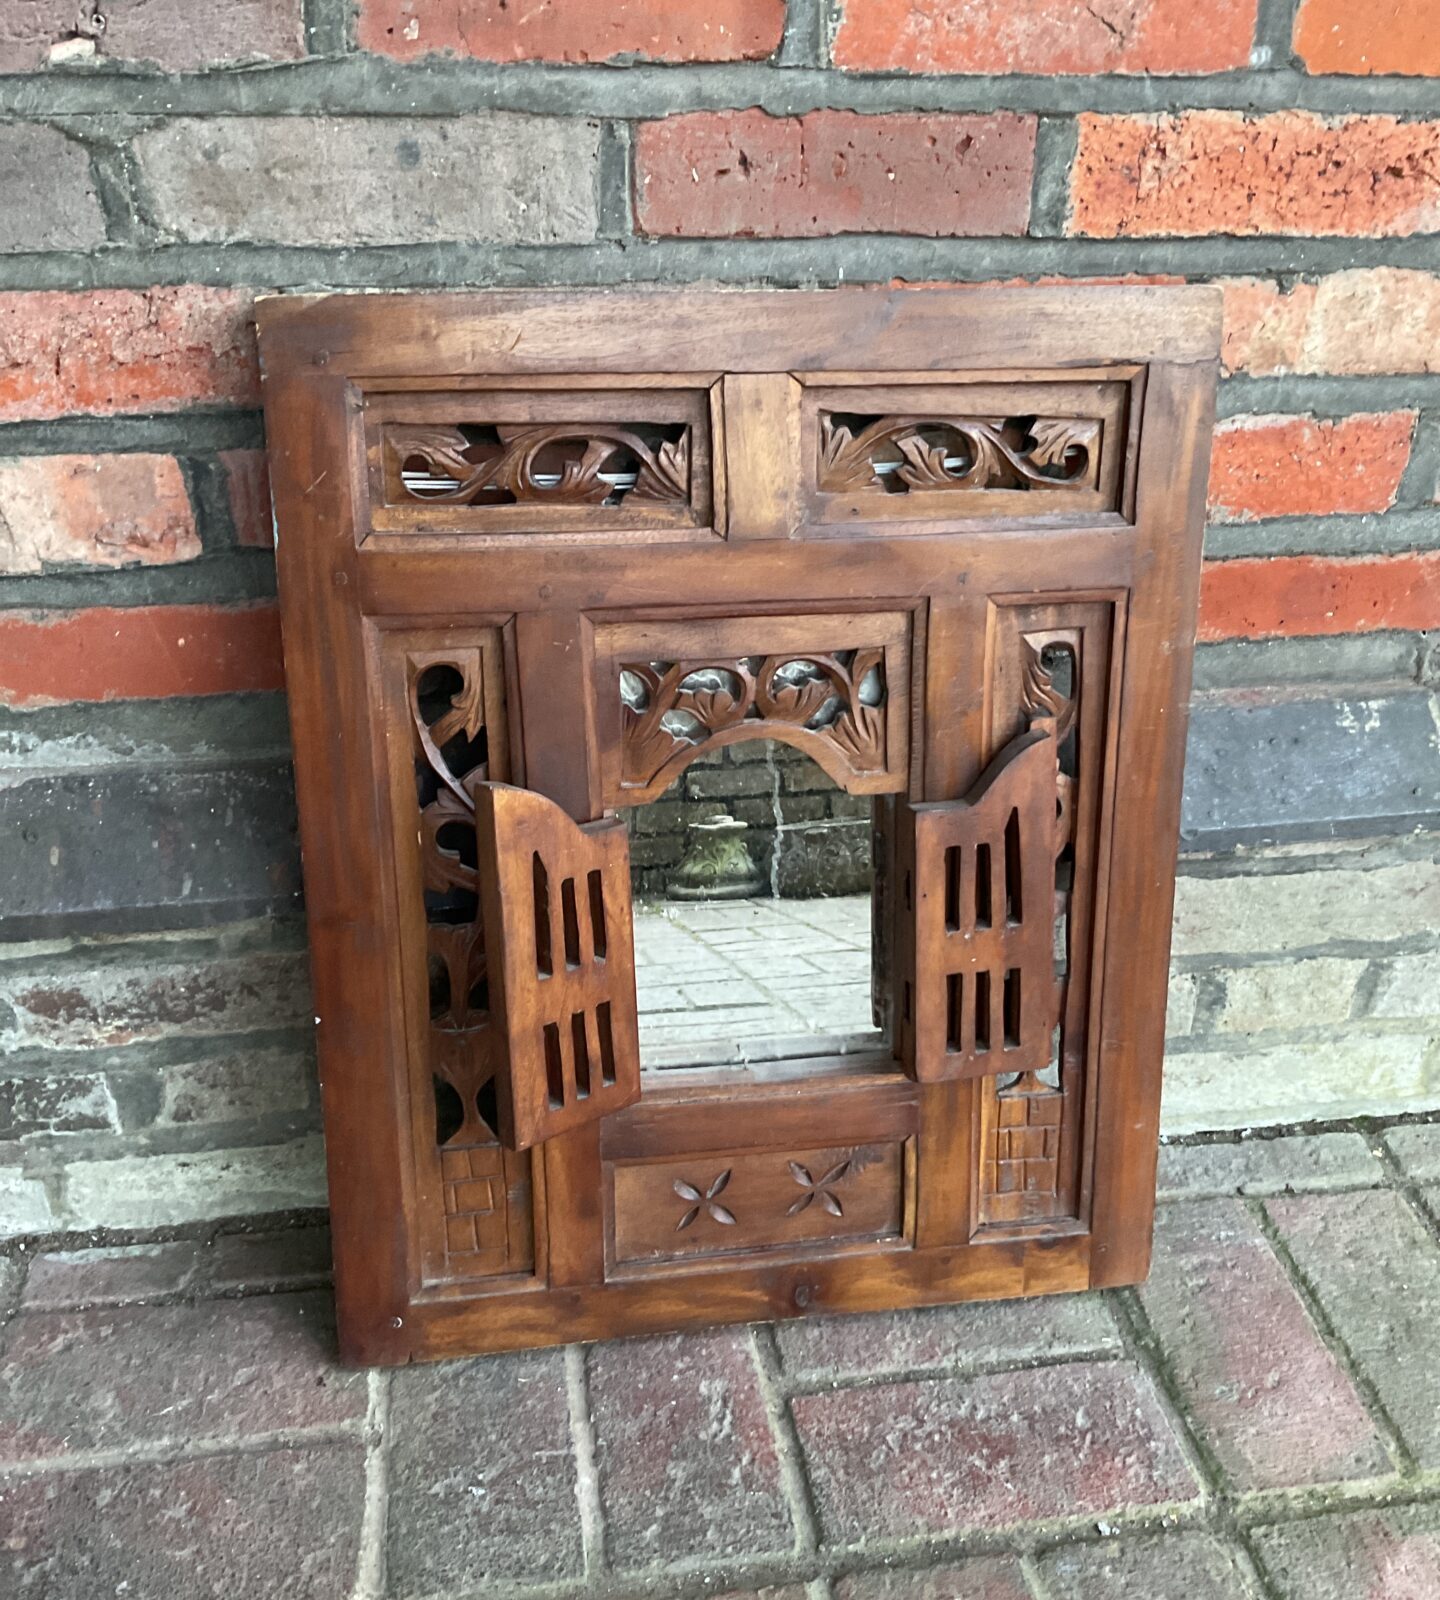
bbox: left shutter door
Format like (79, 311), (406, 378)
(472, 781), (642, 1151)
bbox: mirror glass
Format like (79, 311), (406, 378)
(620, 738), (887, 1073)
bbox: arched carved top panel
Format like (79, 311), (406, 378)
(594, 610), (914, 806)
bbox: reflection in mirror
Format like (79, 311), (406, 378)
(619, 738), (887, 1073)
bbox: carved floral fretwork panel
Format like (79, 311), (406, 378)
(976, 615), (1099, 1232)
(619, 649), (889, 802)
(819, 413), (1101, 497)
(402, 643), (533, 1280)
(385, 422), (690, 508)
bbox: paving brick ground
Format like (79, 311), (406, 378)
(1, 1117), (1438, 1597)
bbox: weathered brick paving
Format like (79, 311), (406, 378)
(2, 1118), (1438, 1597)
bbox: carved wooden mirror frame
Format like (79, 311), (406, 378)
(258, 286), (1219, 1365)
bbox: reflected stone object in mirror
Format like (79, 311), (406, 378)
(665, 813), (764, 901)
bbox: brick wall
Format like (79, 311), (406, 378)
(1, 0), (1438, 1232)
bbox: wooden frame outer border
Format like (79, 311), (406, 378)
(258, 286), (1220, 1364)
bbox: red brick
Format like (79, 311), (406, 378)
(1295, 0), (1440, 78)
(21, 1242), (205, 1311)
(1198, 551), (1440, 640)
(1253, 1504), (1440, 1600)
(1039, 1534), (1254, 1599)
(387, 1350), (583, 1590)
(589, 1329), (793, 1566)
(1070, 112), (1440, 238)
(835, 1562), (1031, 1599)
(1139, 1200), (1386, 1489)
(0, 1447), (365, 1600)
(635, 111), (1035, 238)
(1207, 412), (1413, 522)
(833, 0), (1257, 75)
(206, 1226), (333, 1291)
(0, 603), (284, 708)
(1268, 1189), (1440, 1469)
(0, 1293), (363, 1461)
(775, 1292), (1117, 1378)
(0, 454), (198, 574)
(359, 0), (784, 62)
(220, 447), (274, 548)
(0, 288), (258, 423)
(1222, 270), (1440, 375)
(791, 1361), (1197, 1542)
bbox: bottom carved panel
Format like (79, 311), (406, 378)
(608, 1140), (908, 1270)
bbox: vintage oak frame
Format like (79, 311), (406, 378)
(257, 286), (1220, 1366)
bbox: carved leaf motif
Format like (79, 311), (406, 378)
(427, 920), (487, 1032)
(894, 434), (956, 489)
(677, 684), (745, 730)
(411, 652), (487, 809)
(420, 789), (479, 894)
(1020, 636), (1079, 743)
(397, 427), (491, 491)
(1027, 418), (1098, 478)
(786, 1157), (851, 1217)
(818, 418), (887, 490)
(633, 434), (690, 503)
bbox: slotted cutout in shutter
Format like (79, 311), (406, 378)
(901, 722), (1065, 1082)
(472, 782), (641, 1151)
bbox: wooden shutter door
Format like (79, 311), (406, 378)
(902, 720), (1065, 1082)
(473, 781), (641, 1150)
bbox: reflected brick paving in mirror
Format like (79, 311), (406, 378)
(1, 1121), (1438, 1598)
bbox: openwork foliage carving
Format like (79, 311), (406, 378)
(819, 413), (1100, 496)
(620, 648), (887, 797)
(389, 422), (690, 508)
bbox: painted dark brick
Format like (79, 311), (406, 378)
(1180, 689), (1440, 848)
(0, 761), (299, 935)
(0, 1070), (115, 1137)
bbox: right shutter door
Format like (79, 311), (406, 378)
(902, 721), (1063, 1082)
